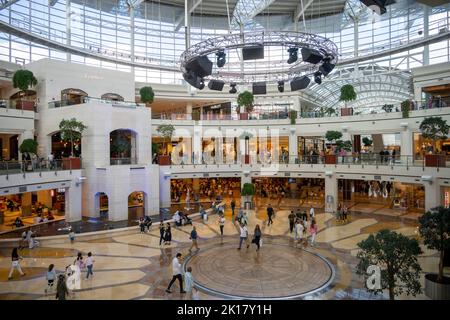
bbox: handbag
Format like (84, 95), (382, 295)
(259, 239), (263, 247)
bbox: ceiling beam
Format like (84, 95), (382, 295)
(294, 0), (314, 22)
(174, 0), (203, 32)
(0, 0), (20, 11)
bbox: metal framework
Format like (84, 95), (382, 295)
(230, 0), (276, 29)
(180, 30), (338, 84)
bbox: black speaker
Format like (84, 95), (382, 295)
(185, 55), (213, 78)
(319, 60), (335, 76)
(207, 80), (225, 91)
(252, 82), (266, 95)
(301, 47), (323, 64)
(242, 46), (264, 60)
(290, 76), (310, 91)
(183, 72), (204, 89)
(359, 0), (395, 15)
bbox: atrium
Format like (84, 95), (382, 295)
(0, 0), (449, 302)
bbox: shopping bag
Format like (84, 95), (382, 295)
(259, 239), (263, 247)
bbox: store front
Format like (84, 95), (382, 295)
(414, 132), (450, 160)
(298, 136), (325, 162)
(442, 186), (450, 208)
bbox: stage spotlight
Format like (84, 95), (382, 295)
(314, 71), (322, 85)
(216, 50), (226, 68)
(287, 47), (298, 64)
(319, 58), (335, 76)
(229, 82), (237, 94)
(199, 78), (205, 90)
(277, 80), (285, 93)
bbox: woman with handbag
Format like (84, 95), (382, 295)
(252, 225), (262, 252)
(8, 247), (25, 280)
(164, 223), (172, 245)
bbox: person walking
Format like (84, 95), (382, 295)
(237, 207), (243, 224)
(189, 226), (199, 253)
(166, 253), (186, 294)
(8, 247), (25, 280)
(294, 219), (305, 247)
(267, 204), (274, 226)
(184, 266), (195, 300)
(342, 205), (348, 222)
(45, 264), (57, 294)
(74, 252), (85, 270)
(288, 210), (296, 233)
(230, 199), (236, 216)
(55, 274), (69, 300)
(241, 211), (248, 226)
(310, 219), (318, 247)
(164, 223), (172, 245)
(252, 224), (262, 251)
(309, 206), (315, 220)
(237, 223), (249, 250)
(159, 220), (165, 246)
(218, 214), (225, 238)
(85, 252), (95, 279)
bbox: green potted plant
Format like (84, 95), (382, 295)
(12, 69), (38, 111)
(382, 104), (394, 113)
(110, 132), (131, 164)
(241, 182), (256, 209)
(156, 124), (175, 165)
(339, 84), (357, 116)
(139, 86), (154, 107)
(19, 139), (38, 171)
(356, 229), (422, 300)
(419, 116), (449, 167)
(239, 131), (253, 164)
(401, 100), (410, 118)
(325, 107), (336, 117)
(289, 110), (297, 125)
(324, 130), (342, 164)
(237, 91), (254, 120)
(59, 118), (87, 169)
(192, 108), (201, 121)
(419, 206), (450, 300)
(361, 136), (373, 160)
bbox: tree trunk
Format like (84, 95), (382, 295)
(71, 137), (74, 157)
(439, 249), (444, 282)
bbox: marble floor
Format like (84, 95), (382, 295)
(0, 205), (444, 300)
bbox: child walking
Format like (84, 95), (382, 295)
(85, 252), (95, 279)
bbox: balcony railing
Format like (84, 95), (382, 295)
(48, 96), (145, 109)
(0, 99), (37, 111)
(0, 158), (82, 176)
(163, 154), (448, 168)
(110, 157), (138, 165)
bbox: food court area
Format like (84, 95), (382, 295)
(0, 189), (66, 232)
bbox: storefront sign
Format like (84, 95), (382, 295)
(374, 175), (381, 180)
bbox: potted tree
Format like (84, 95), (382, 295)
(110, 132), (131, 164)
(289, 110), (297, 125)
(401, 100), (410, 118)
(240, 131), (253, 164)
(59, 118), (87, 170)
(324, 130), (342, 164)
(419, 116), (449, 167)
(237, 91), (254, 120)
(192, 108), (201, 121)
(241, 182), (255, 210)
(325, 107), (336, 117)
(419, 206), (450, 300)
(19, 139), (38, 171)
(356, 229), (422, 300)
(156, 124), (175, 165)
(12, 69), (38, 111)
(339, 84), (357, 116)
(139, 86), (154, 107)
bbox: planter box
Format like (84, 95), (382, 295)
(62, 157), (81, 170)
(425, 274), (450, 300)
(158, 155), (171, 166)
(325, 154), (337, 165)
(239, 113), (248, 120)
(425, 154), (446, 167)
(341, 107), (353, 116)
(16, 100), (35, 111)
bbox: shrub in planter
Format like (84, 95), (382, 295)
(12, 69), (38, 110)
(420, 117), (449, 167)
(156, 124), (175, 159)
(419, 206), (450, 300)
(401, 100), (410, 118)
(237, 91), (254, 119)
(59, 118), (87, 157)
(339, 84), (357, 115)
(19, 139), (38, 155)
(139, 86), (154, 107)
(362, 137), (373, 147)
(289, 110), (297, 125)
(356, 229), (422, 300)
(325, 130), (342, 143)
(192, 109), (201, 121)
(241, 182), (256, 209)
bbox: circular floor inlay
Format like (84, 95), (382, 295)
(184, 243), (334, 299)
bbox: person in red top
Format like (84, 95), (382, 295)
(309, 219), (318, 247)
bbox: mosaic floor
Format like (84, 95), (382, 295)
(0, 203), (443, 300)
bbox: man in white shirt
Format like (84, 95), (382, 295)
(166, 253), (186, 294)
(310, 206), (315, 219)
(173, 211), (182, 227)
(237, 223), (249, 250)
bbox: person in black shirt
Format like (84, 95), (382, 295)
(267, 204), (274, 226)
(288, 211), (296, 233)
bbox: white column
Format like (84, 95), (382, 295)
(65, 184), (82, 222)
(108, 191), (128, 222)
(159, 167), (171, 208)
(400, 128), (413, 157)
(186, 102), (193, 120)
(289, 127), (297, 163)
(424, 181), (440, 212)
(215, 137), (223, 164)
(193, 127), (202, 164)
(423, 4), (429, 66)
(325, 174), (338, 213)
